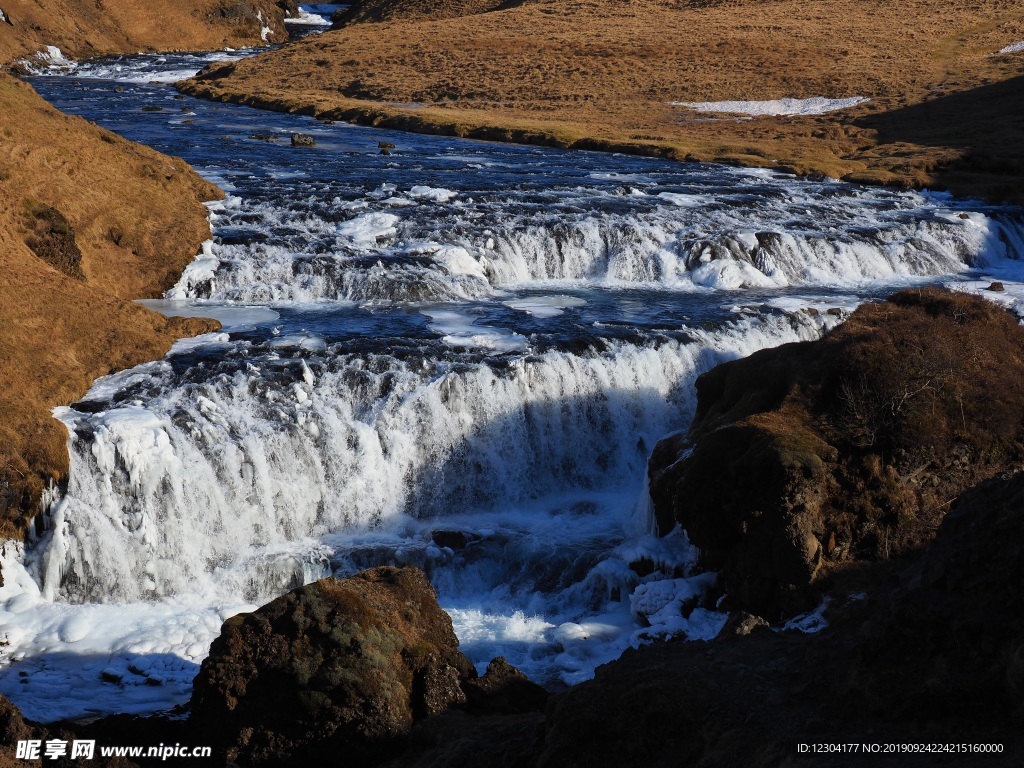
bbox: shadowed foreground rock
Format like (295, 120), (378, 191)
(532, 470), (1024, 768)
(649, 288), (1024, 619)
(190, 566), (546, 766)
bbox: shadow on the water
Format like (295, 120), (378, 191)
(0, 650), (200, 724)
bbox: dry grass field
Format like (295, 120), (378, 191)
(0, 75), (221, 534)
(184, 0), (1024, 203)
(0, 0), (287, 63)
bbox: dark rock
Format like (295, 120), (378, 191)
(987, 281), (1005, 291)
(628, 557), (656, 577)
(649, 288), (1024, 618)
(141, 105), (163, 112)
(430, 530), (477, 550)
(23, 203), (85, 280)
(378, 141), (396, 149)
(290, 133), (316, 147)
(193, 61), (237, 81)
(721, 611), (770, 636)
(462, 657), (549, 715)
(857, 471), (1024, 719)
(249, 133), (279, 142)
(380, 148), (392, 156)
(383, 711), (543, 768)
(113, 85), (125, 93)
(190, 566), (476, 767)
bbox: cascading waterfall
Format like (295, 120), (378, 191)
(37, 311), (835, 604)
(170, 192), (1024, 305)
(2, 49), (1024, 722)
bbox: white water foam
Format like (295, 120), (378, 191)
(182, 191), (1024, 304)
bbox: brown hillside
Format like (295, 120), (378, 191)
(0, 74), (222, 537)
(334, 0), (542, 25)
(0, 0), (287, 64)
(182, 0), (1024, 203)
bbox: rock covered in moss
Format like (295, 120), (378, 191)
(190, 567), (477, 766)
(649, 288), (1024, 618)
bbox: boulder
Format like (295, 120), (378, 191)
(290, 133), (316, 147)
(462, 657), (548, 715)
(190, 566), (514, 766)
(854, 471), (1024, 719)
(649, 288), (1024, 618)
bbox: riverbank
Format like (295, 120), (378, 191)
(0, 3), (296, 533)
(0, 73), (225, 536)
(180, 0), (1024, 204)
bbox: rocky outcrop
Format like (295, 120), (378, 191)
(22, 202), (85, 280)
(191, 567), (546, 766)
(533, 469), (1024, 768)
(855, 470), (1024, 720)
(649, 288), (1024, 618)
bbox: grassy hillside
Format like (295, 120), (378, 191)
(0, 74), (221, 536)
(0, 0), (287, 64)
(333, 0), (542, 25)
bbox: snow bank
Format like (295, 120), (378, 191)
(672, 96), (870, 116)
(999, 41), (1024, 54)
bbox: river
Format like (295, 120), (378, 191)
(2, 39), (1023, 722)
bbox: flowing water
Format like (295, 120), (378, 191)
(2, 45), (1024, 722)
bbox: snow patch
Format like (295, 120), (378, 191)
(421, 309), (528, 353)
(408, 186), (458, 203)
(998, 41), (1024, 54)
(336, 212), (400, 243)
(503, 295), (587, 318)
(257, 11), (272, 42)
(672, 96), (870, 116)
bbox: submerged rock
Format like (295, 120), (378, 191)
(290, 132), (316, 147)
(649, 288), (1024, 619)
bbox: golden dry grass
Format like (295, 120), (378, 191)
(0, 0), (287, 64)
(0, 74), (221, 535)
(184, 0), (1024, 202)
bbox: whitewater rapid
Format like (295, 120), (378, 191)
(2, 49), (1024, 722)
